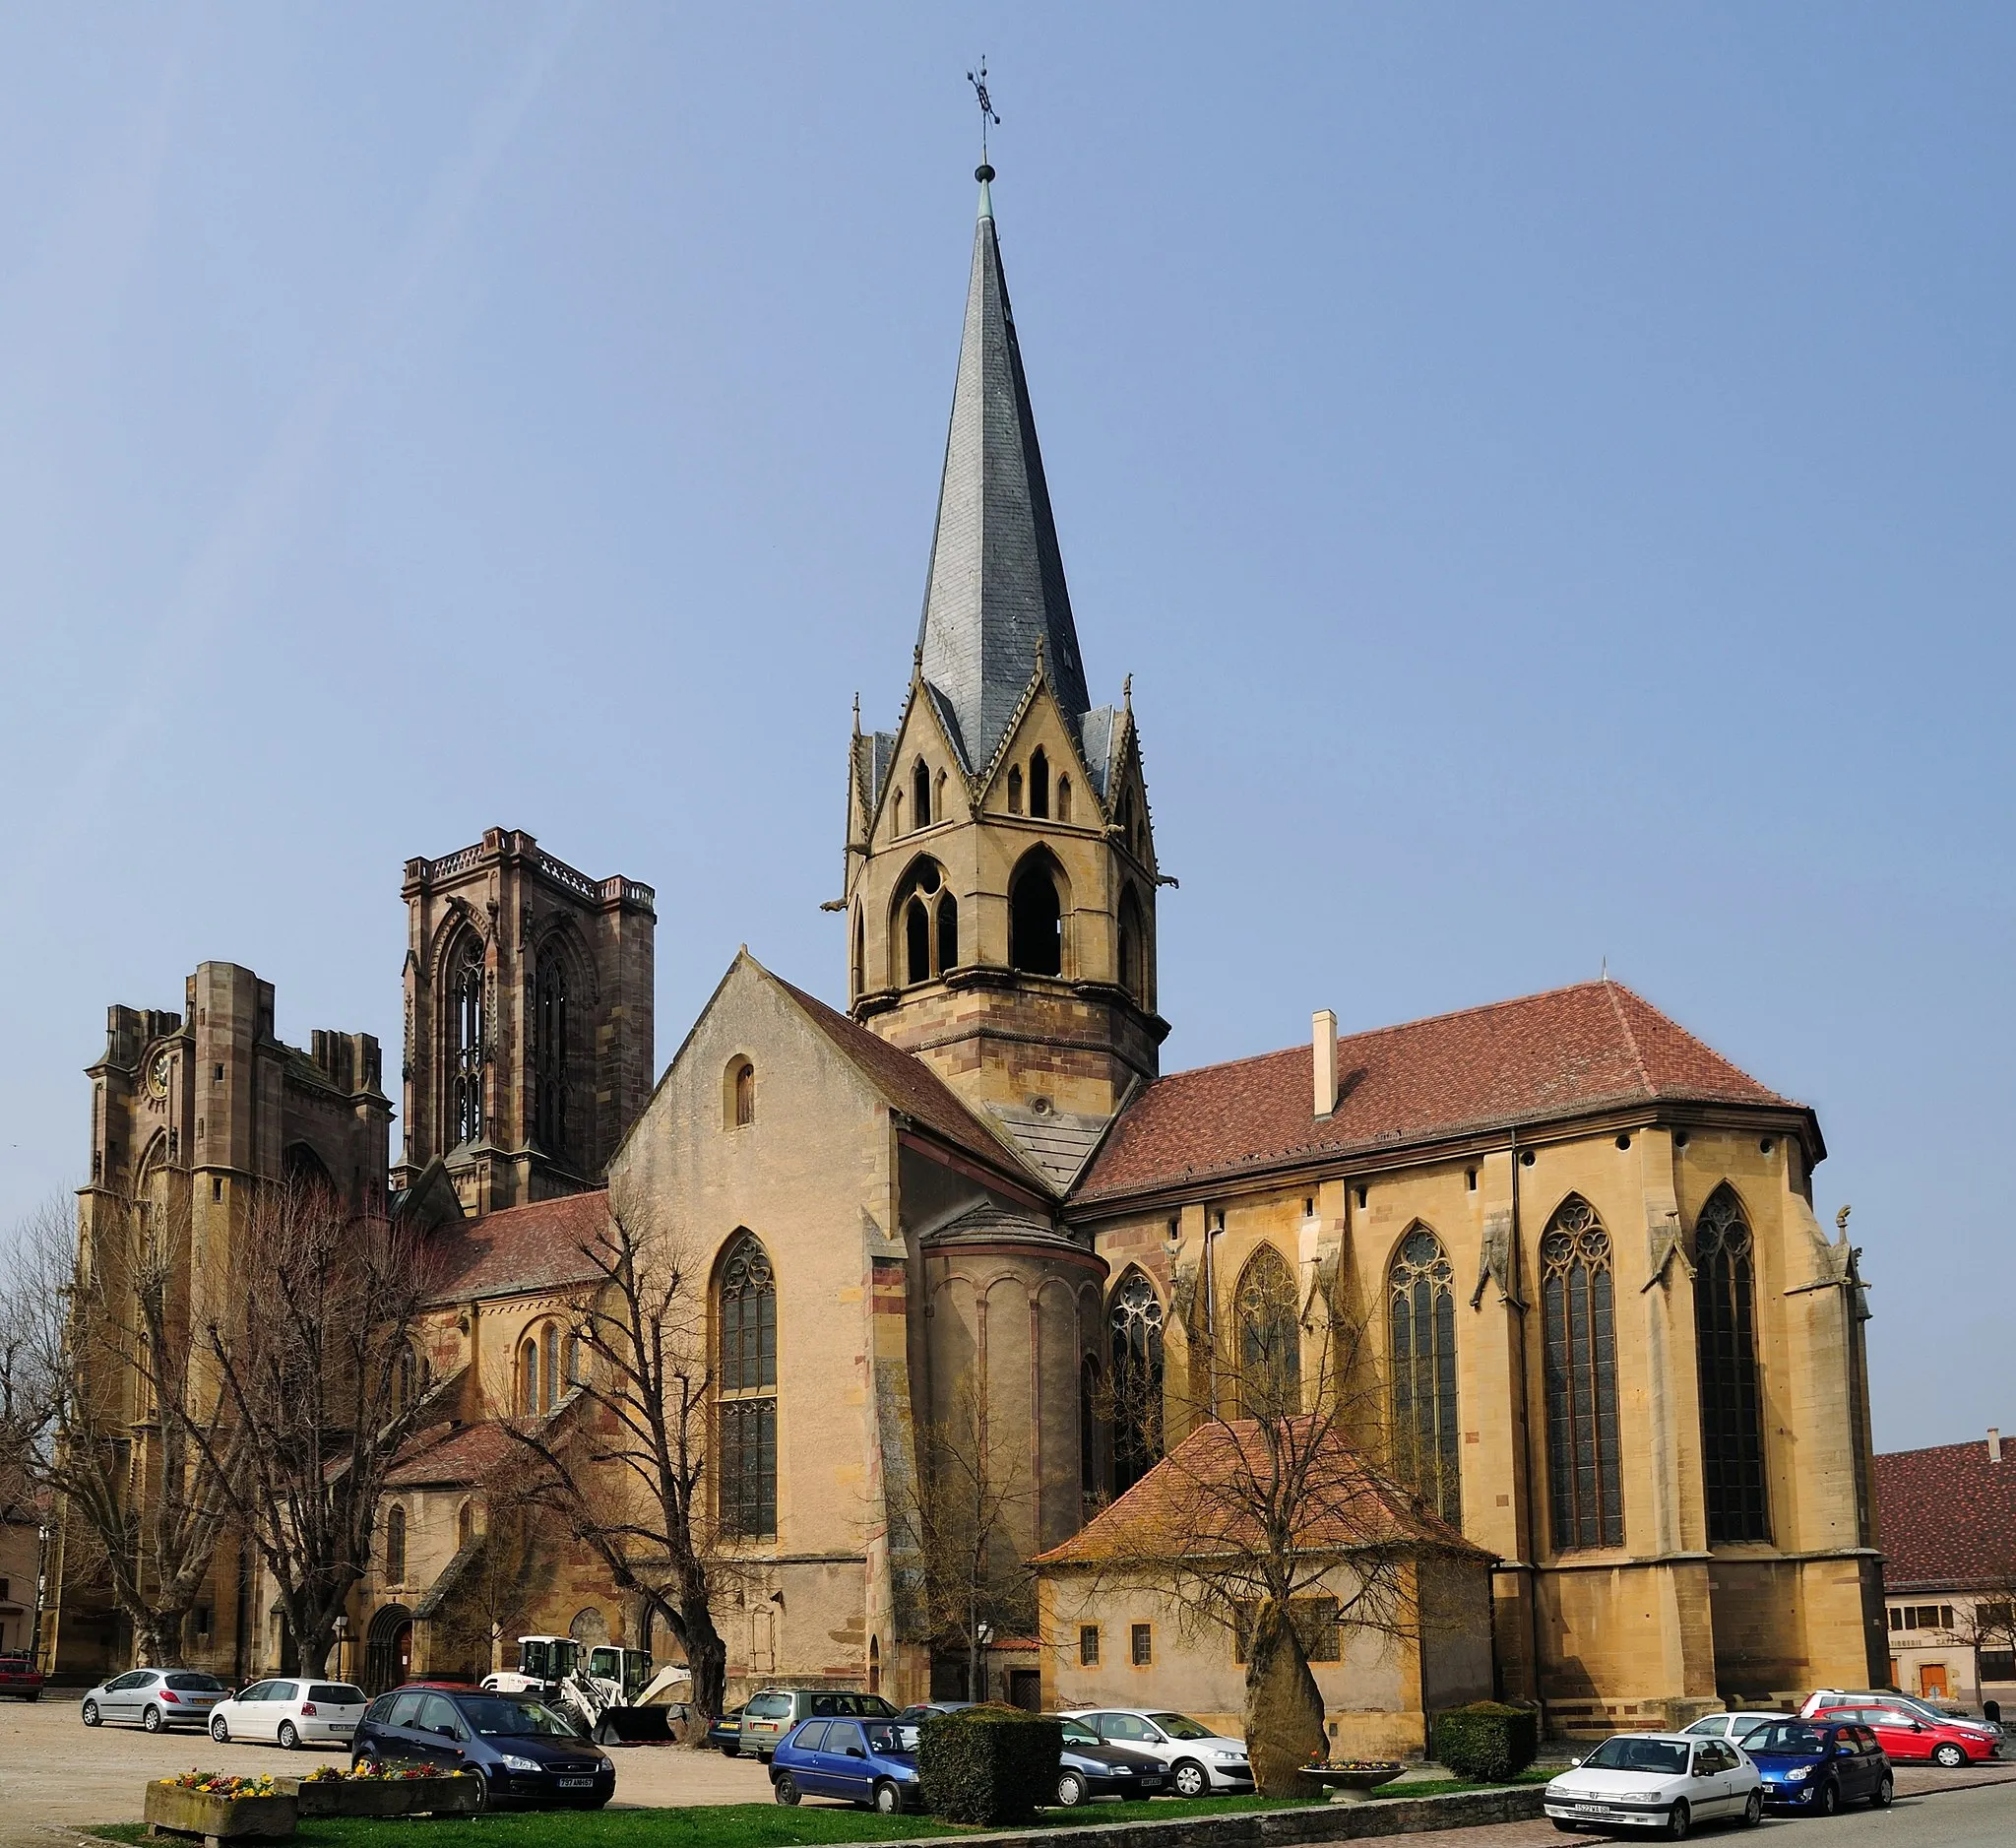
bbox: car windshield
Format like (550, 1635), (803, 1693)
(1148, 1713), (1216, 1742)
(310, 1685), (365, 1705)
(455, 1696), (580, 1738)
(1747, 1723), (1825, 1755)
(862, 1722), (908, 1754)
(1583, 1739), (1689, 1776)
(165, 1673), (227, 1692)
(1060, 1720), (1102, 1746)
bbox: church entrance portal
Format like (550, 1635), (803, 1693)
(364, 1605), (414, 1693)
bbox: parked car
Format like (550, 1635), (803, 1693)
(1808, 1699), (1996, 1768)
(0, 1654), (44, 1701)
(1053, 1715), (1168, 1804)
(1801, 1689), (2000, 1737)
(707, 1702), (746, 1754)
(894, 1699), (975, 1747)
(737, 1689), (898, 1762)
(1543, 1732), (1762, 1835)
(209, 1679), (367, 1750)
(1059, 1708), (1253, 1797)
(1742, 1718), (1893, 1815)
(351, 1684), (616, 1809)
(771, 1715), (920, 1814)
(1681, 1712), (1787, 1745)
(79, 1668), (229, 1733)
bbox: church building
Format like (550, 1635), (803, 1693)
(55, 162), (1887, 1740)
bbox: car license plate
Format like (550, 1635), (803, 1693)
(1141, 1778), (1164, 1790)
(1574, 1805), (1622, 1818)
(558, 1777), (593, 1789)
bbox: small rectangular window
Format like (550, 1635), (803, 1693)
(1889, 1609), (1905, 1630)
(1130, 1623), (1152, 1666)
(1981, 1652), (2016, 1682)
(213, 1178), (223, 1202)
(214, 1063), (223, 1082)
(1079, 1625), (1100, 1666)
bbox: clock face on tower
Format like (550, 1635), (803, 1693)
(147, 1050), (172, 1099)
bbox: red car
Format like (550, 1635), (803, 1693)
(1811, 1701), (1994, 1767)
(0, 1654), (44, 1701)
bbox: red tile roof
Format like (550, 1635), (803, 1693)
(777, 977), (1038, 1185)
(1033, 1417), (1487, 1568)
(386, 1420), (520, 1489)
(1075, 980), (1803, 1204)
(1874, 1437), (2016, 1592)
(422, 1191), (609, 1305)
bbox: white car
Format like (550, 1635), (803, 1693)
(1681, 1712), (1788, 1745)
(209, 1678), (368, 1750)
(1544, 1732), (1762, 1837)
(1058, 1708), (1252, 1797)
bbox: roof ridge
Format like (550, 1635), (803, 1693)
(1603, 978), (1656, 1096)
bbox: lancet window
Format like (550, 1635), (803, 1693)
(1541, 1197), (1623, 1550)
(719, 1233), (779, 1539)
(534, 945), (569, 1157)
(1109, 1270), (1165, 1494)
(895, 860), (956, 985)
(451, 936), (485, 1147)
(1695, 1185), (1770, 1544)
(1030, 748), (1050, 818)
(1009, 859), (1063, 976)
(1235, 1244), (1300, 1420)
(1390, 1227), (1461, 1525)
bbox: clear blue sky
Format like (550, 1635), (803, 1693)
(2, 4), (2009, 1452)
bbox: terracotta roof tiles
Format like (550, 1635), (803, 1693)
(422, 1191), (609, 1306)
(1874, 1437), (2016, 1592)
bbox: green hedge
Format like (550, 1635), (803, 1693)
(1431, 1701), (1539, 1782)
(917, 1704), (1062, 1825)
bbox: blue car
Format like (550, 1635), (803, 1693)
(1743, 1717), (1893, 1816)
(771, 1714), (921, 1814)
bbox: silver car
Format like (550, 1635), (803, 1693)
(80, 1667), (229, 1733)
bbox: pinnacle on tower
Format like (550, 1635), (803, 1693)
(914, 170), (1091, 772)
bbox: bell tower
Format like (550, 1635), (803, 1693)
(845, 166), (1167, 1168)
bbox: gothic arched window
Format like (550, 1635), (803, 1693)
(1009, 860), (1063, 976)
(452, 936), (485, 1147)
(719, 1232), (778, 1539)
(1057, 776), (1073, 823)
(519, 1335), (539, 1417)
(1235, 1244), (1300, 1420)
(936, 892), (959, 972)
(1390, 1228), (1461, 1525)
(1695, 1185), (1770, 1544)
(1109, 1271), (1165, 1494)
(542, 1322), (561, 1413)
(907, 899), (931, 984)
(534, 945), (569, 1158)
(726, 1057), (756, 1128)
(1008, 765), (1024, 814)
(1030, 747), (1050, 818)
(394, 1343), (420, 1416)
(912, 759), (932, 829)
(851, 910), (865, 999)
(894, 860), (952, 985)
(385, 1504), (407, 1585)
(1116, 888), (1148, 1004)
(1541, 1197), (1623, 1550)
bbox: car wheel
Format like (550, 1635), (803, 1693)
(873, 1779), (904, 1815)
(1172, 1759), (1208, 1799)
(774, 1771), (801, 1806)
(1933, 1743), (1967, 1767)
(1814, 1780), (1839, 1817)
(211, 1716), (231, 1744)
(81, 1699), (100, 1728)
(1056, 1770), (1087, 1808)
(1552, 1824), (1582, 1835)
(1739, 1789), (1762, 1829)
(24, 1691), (37, 1703)
(1663, 1798), (1690, 1840)
(722, 1744), (739, 1759)
(277, 1721), (300, 1751)
(1871, 1772), (1894, 1808)
(142, 1704), (163, 1734)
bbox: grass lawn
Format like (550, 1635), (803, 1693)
(86, 1794), (1315, 1848)
(1366, 1767), (1556, 1800)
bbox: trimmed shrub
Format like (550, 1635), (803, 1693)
(917, 1704), (1063, 1825)
(1431, 1700), (1539, 1782)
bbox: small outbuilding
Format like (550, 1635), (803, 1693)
(1033, 1418), (1497, 1760)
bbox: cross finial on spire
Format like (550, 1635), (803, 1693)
(1123, 672), (1133, 709)
(967, 56), (999, 169)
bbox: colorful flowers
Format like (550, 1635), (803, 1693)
(163, 1770), (279, 1797)
(304, 1761), (471, 1781)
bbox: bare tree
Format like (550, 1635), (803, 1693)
(886, 1373), (1034, 1701)
(498, 1189), (731, 1733)
(1076, 1262), (1465, 1797)
(183, 1176), (441, 1677)
(2, 1195), (237, 1668)
(428, 1460), (564, 1683)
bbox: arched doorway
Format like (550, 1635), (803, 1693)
(363, 1605), (414, 1693)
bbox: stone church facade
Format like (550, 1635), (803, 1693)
(53, 168), (1886, 1736)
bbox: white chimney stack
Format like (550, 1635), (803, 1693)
(1313, 1009), (1338, 1118)
(1990, 1428), (2002, 1464)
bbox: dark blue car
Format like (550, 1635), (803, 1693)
(1744, 1718), (1893, 1816)
(771, 1715), (921, 1814)
(351, 1685), (616, 1810)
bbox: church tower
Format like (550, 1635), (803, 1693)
(846, 166), (1166, 1171)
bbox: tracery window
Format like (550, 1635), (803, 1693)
(1009, 860), (1063, 976)
(1695, 1185), (1770, 1544)
(1390, 1228), (1461, 1524)
(1235, 1244), (1300, 1420)
(1108, 1270), (1165, 1494)
(1029, 748), (1050, 818)
(534, 946), (569, 1158)
(1541, 1197), (1623, 1550)
(894, 860), (954, 985)
(452, 937), (485, 1147)
(718, 1232), (778, 1539)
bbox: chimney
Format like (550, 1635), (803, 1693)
(1990, 1428), (2002, 1464)
(1313, 1010), (1338, 1118)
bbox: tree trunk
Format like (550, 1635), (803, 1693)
(1243, 1603), (1328, 1798)
(680, 1587), (727, 1740)
(133, 1612), (187, 1671)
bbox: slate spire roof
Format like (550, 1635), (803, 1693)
(915, 170), (1091, 772)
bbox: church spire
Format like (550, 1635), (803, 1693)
(914, 166), (1091, 772)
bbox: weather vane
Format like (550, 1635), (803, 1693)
(967, 56), (999, 168)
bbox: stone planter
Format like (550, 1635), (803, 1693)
(1305, 1762), (1406, 1804)
(143, 1781), (296, 1845)
(285, 1773), (481, 1817)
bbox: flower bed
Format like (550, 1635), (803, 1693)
(142, 1772), (296, 1843)
(287, 1762), (481, 1817)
